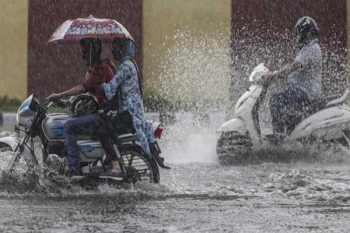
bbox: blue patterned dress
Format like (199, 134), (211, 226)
(103, 58), (152, 156)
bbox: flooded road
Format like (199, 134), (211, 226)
(1, 114), (350, 232)
(0, 163), (350, 232)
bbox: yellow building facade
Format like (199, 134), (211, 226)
(0, 0), (28, 100)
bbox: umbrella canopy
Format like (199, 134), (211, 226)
(48, 15), (134, 43)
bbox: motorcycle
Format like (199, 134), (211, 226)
(217, 63), (350, 163)
(0, 94), (164, 184)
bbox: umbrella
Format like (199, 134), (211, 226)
(48, 15), (134, 43)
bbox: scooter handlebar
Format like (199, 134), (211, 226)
(249, 63), (270, 83)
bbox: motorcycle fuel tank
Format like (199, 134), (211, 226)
(42, 113), (70, 141)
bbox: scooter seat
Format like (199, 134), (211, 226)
(308, 88), (349, 113)
(284, 89), (349, 135)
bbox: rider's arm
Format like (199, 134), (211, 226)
(270, 61), (302, 79)
(263, 61), (303, 80)
(57, 84), (86, 98)
(47, 84), (85, 100)
(103, 62), (130, 100)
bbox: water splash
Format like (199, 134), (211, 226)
(160, 112), (224, 164)
(264, 165), (350, 202)
(145, 25), (231, 116)
(145, 26), (232, 165)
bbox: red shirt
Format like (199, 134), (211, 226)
(82, 62), (114, 104)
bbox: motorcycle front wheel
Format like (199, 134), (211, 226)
(0, 142), (12, 153)
(0, 142), (42, 193)
(3, 142), (39, 176)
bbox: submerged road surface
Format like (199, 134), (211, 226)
(0, 162), (349, 232)
(0, 113), (349, 232)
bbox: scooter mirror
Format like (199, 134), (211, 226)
(249, 63), (269, 82)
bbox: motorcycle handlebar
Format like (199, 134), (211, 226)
(39, 99), (51, 109)
(53, 99), (68, 108)
(42, 99), (68, 109)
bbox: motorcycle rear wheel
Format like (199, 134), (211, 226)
(119, 144), (160, 184)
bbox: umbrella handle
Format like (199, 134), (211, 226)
(89, 43), (92, 69)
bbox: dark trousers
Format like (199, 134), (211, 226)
(64, 114), (102, 171)
(64, 112), (135, 170)
(270, 88), (309, 134)
(95, 111), (135, 164)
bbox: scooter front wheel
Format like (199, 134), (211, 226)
(216, 132), (252, 165)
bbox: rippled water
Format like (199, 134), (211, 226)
(0, 113), (350, 232)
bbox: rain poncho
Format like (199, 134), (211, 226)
(103, 41), (152, 156)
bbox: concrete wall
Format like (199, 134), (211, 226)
(0, 0), (28, 99)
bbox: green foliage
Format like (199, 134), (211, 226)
(0, 95), (22, 112)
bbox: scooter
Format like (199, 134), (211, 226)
(216, 63), (350, 163)
(0, 94), (165, 184)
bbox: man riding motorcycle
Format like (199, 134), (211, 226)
(47, 38), (115, 178)
(263, 16), (322, 134)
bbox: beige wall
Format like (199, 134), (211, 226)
(0, 0), (28, 100)
(143, 0), (231, 103)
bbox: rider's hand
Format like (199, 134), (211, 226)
(100, 83), (106, 92)
(55, 99), (68, 108)
(262, 71), (277, 81)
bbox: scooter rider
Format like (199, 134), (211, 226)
(263, 16), (322, 134)
(99, 37), (169, 179)
(47, 38), (115, 178)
